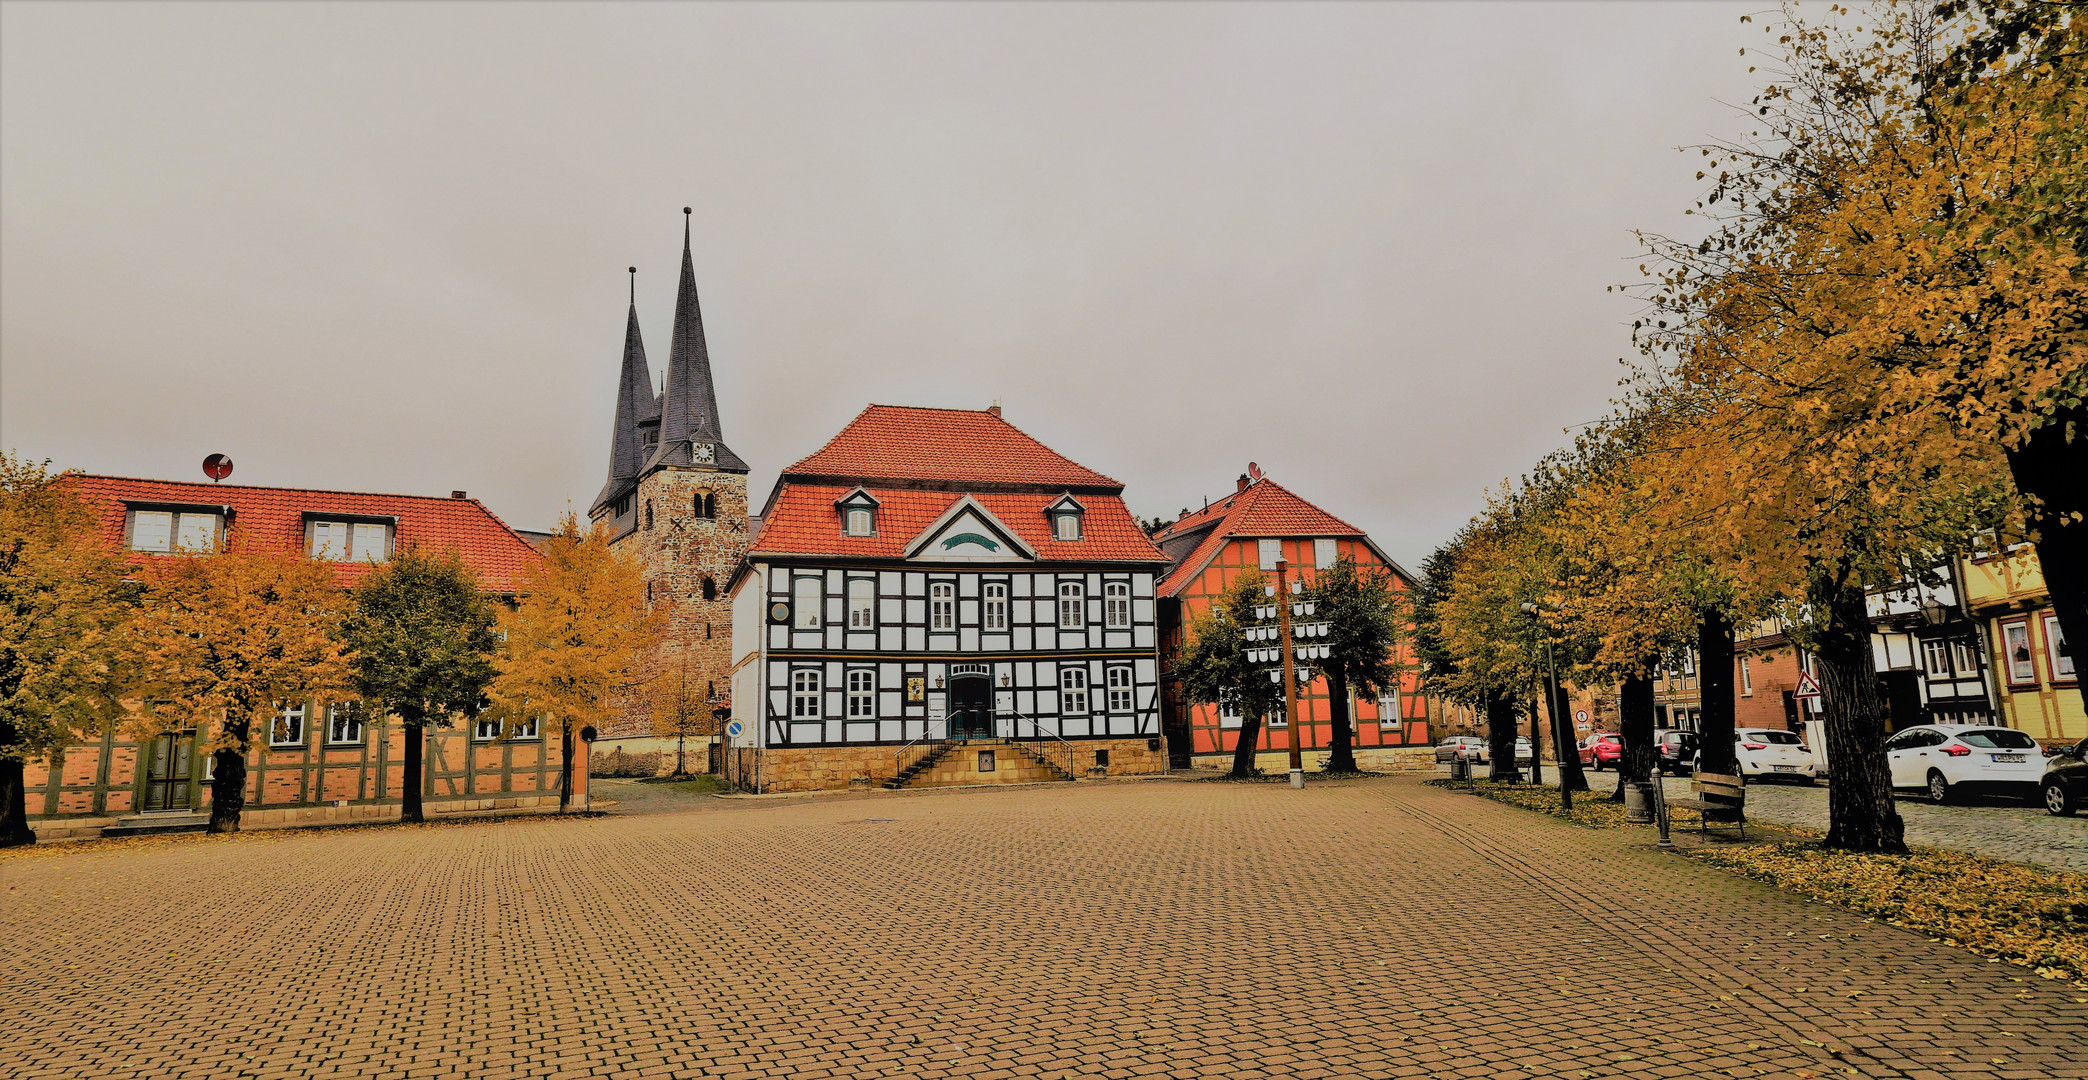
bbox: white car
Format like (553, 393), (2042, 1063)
(1885, 724), (2046, 804)
(1720, 728), (1817, 783)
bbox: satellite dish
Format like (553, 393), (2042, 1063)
(1247, 462), (1263, 482)
(202, 454), (234, 482)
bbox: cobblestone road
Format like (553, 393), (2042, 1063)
(5, 776), (2085, 1079)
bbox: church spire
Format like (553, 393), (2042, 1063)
(645, 206), (746, 473)
(590, 266), (656, 515)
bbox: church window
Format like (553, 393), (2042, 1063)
(1058, 582), (1085, 630)
(847, 670), (876, 718)
(1106, 666), (1134, 713)
(793, 577), (822, 630)
(646, 580), (653, 603)
(694, 492), (716, 519)
(1104, 582), (1131, 628)
(702, 577), (717, 601)
(983, 583), (1008, 631)
(646, 501), (655, 530)
(705, 622), (712, 640)
(930, 582), (955, 631)
(791, 670), (822, 718)
(846, 508), (872, 536)
(848, 579), (875, 629)
(1059, 667), (1089, 716)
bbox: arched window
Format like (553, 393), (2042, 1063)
(694, 491), (716, 519)
(645, 500), (655, 530)
(702, 577), (717, 601)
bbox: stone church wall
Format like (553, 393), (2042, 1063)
(602, 466), (749, 739)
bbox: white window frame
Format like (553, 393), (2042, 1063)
(845, 507), (873, 537)
(1921, 638), (1953, 678)
(1054, 512), (1082, 541)
(930, 582), (956, 632)
(1104, 581), (1131, 629)
(1378, 689), (1400, 729)
(983, 582), (1008, 632)
(270, 703), (306, 747)
(792, 670), (822, 718)
(847, 578), (875, 630)
(2002, 619), (2036, 684)
(1058, 582), (1085, 630)
(793, 576), (823, 630)
(1739, 656), (1753, 696)
(128, 508), (224, 554)
(513, 715), (540, 739)
(2044, 614), (2074, 681)
(1314, 538), (1338, 570)
(309, 520), (390, 563)
(1218, 690), (1243, 730)
(1059, 667), (1089, 716)
(846, 669), (876, 718)
(1106, 666), (1134, 713)
(475, 714), (504, 740)
(1951, 638), (1978, 677)
(1258, 539), (1282, 571)
(326, 702), (365, 745)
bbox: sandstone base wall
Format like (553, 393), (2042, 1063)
(28, 795), (566, 843)
(1193, 746), (1437, 775)
(752, 738), (1168, 793)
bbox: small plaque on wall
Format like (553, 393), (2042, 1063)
(907, 677), (926, 702)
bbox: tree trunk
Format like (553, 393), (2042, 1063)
(1485, 691), (1520, 782)
(675, 730), (687, 777)
(208, 718), (250, 834)
(1613, 673), (1656, 802)
(1814, 577), (1908, 854)
(402, 716), (425, 824)
(559, 726), (575, 811)
(1229, 712), (1266, 778)
(1527, 692), (1544, 786)
(1, 753), (36, 847)
(1697, 608), (1739, 777)
(1324, 670), (1360, 773)
(2007, 407), (2088, 716)
(1547, 674), (1588, 794)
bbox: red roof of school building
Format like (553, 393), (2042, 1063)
(1152, 478), (1377, 596)
(751, 485), (1165, 563)
(780, 405), (1121, 489)
(67, 474), (543, 592)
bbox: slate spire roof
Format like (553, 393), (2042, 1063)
(641, 207), (748, 474)
(590, 268), (659, 515)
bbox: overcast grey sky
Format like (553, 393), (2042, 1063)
(2, 1), (1756, 567)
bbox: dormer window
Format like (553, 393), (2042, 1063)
(306, 517), (392, 563)
(126, 505), (224, 553)
(835, 488), (881, 537)
(1046, 494), (1085, 542)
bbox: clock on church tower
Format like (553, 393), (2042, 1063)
(692, 442), (716, 465)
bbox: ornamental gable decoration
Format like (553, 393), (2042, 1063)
(902, 495), (1036, 563)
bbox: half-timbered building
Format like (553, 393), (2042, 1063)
(724, 405), (1173, 791)
(1153, 473), (1431, 770)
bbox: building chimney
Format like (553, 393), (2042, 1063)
(986, 403), (1001, 417)
(1236, 474), (1250, 493)
(451, 491), (468, 499)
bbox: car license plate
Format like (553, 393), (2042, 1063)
(1773, 765), (1796, 773)
(1993, 754), (2025, 763)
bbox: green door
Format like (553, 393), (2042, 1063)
(948, 676), (992, 739)
(142, 732), (195, 811)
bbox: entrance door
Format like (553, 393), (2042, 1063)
(142, 732), (195, 811)
(948, 676), (992, 739)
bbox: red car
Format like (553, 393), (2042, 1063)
(1579, 733), (1624, 771)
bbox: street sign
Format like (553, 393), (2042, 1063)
(1794, 672), (1823, 701)
(1575, 710), (1588, 724)
(724, 719), (744, 739)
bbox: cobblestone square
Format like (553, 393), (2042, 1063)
(4, 776), (2084, 1079)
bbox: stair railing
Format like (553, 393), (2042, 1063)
(1008, 710), (1076, 781)
(894, 727), (946, 785)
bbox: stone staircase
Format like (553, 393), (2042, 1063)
(101, 811), (210, 837)
(883, 739), (1075, 789)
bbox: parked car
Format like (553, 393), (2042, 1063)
(1434, 736), (1487, 764)
(1884, 724), (2046, 804)
(1655, 730), (1698, 775)
(1579, 733), (1623, 771)
(1700, 728), (1816, 784)
(2042, 737), (2088, 816)
(1514, 736), (1534, 765)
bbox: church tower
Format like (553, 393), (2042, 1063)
(589, 208), (752, 740)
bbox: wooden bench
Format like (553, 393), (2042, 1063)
(1667, 772), (1746, 838)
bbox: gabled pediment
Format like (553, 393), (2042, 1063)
(904, 496), (1038, 562)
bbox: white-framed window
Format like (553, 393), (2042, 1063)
(270, 702), (306, 747)
(1378, 689), (1400, 729)
(2044, 614), (2074, 681)
(475, 715), (541, 740)
(1059, 667), (1089, 715)
(1058, 582), (1085, 630)
(1054, 512), (1082, 541)
(476, 715), (503, 740)
(1258, 538), (1282, 570)
(983, 582), (1008, 632)
(1679, 647), (1696, 676)
(847, 578), (875, 630)
(1218, 690), (1243, 730)
(1106, 666), (1134, 713)
(847, 669), (876, 718)
(793, 576), (822, 630)
(1314, 538), (1338, 569)
(2003, 619), (2036, 684)
(326, 702), (365, 745)
(1951, 638), (1978, 677)
(1921, 638), (1953, 678)
(128, 508), (222, 553)
(792, 669), (822, 718)
(1739, 656), (1753, 696)
(845, 508), (873, 537)
(310, 520), (389, 563)
(930, 582), (956, 631)
(1104, 581), (1131, 629)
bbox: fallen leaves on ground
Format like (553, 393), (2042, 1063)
(1424, 777), (1701, 829)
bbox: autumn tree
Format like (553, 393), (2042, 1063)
(341, 547), (500, 824)
(490, 514), (657, 810)
(0, 456), (139, 846)
(133, 543), (350, 833)
(650, 653), (716, 777)
(1177, 568), (1284, 779)
(1308, 556), (1408, 774)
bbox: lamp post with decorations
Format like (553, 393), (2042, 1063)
(1242, 558), (1328, 789)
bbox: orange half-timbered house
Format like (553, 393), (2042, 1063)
(1153, 473), (1431, 771)
(26, 475), (559, 841)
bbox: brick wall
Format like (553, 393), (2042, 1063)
(604, 467), (749, 739)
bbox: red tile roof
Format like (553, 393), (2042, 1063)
(751, 485), (1166, 563)
(67, 474), (543, 592)
(1153, 479), (1373, 596)
(781, 405), (1120, 489)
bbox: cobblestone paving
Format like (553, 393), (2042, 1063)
(5, 776), (2085, 1079)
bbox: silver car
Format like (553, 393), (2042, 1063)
(1435, 736), (1487, 764)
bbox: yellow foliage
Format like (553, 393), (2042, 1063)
(490, 514), (658, 744)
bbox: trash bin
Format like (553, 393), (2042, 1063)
(1450, 756), (1469, 782)
(1624, 780), (1655, 823)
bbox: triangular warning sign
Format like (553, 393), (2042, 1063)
(1794, 671), (1822, 700)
